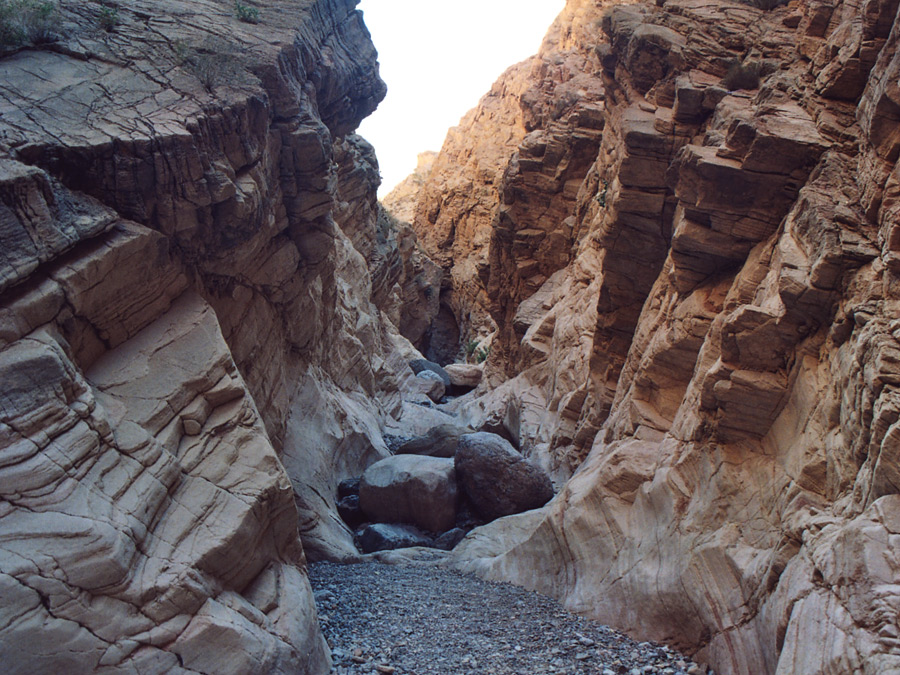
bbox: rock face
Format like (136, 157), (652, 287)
(359, 455), (458, 532)
(382, 151), (437, 224)
(0, 0), (434, 672)
(404, 0), (900, 673)
(406, 3), (608, 353)
(455, 433), (554, 521)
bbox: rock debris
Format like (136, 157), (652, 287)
(310, 562), (707, 675)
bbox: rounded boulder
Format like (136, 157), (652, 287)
(415, 370), (446, 402)
(360, 455), (458, 532)
(409, 358), (452, 388)
(454, 432), (554, 521)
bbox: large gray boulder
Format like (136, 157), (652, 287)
(359, 455), (458, 532)
(409, 358), (452, 387)
(455, 432), (554, 521)
(396, 423), (471, 458)
(415, 370), (446, 402)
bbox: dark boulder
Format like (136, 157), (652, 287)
(337, 494), (365, 528)
(337, 477), (361, 500)
(454, 432), (554, 521)
(409, 358), (452, 388)
(356, 523), (433, 553)
(433, 527), (467, 551)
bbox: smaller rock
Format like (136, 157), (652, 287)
(396, 424), (470, 458)
(433, 527), (467, 550)
(444, 362), (483, 388)
(356, 523), (432, 553)
(182, 417), (202, 435)
(415, 370), (446, 402)
(337, 494), (365, 528)
(337, 477), (361, 499)
(409, 358), (451, 387)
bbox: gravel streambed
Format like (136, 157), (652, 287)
(309, 561), (708, 675)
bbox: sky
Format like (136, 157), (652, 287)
(357, 0), (566, 197)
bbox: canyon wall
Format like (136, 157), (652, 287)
(396, 0), (900, 673)
(0, 0), (430, 671)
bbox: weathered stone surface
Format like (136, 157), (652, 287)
(455, 433), (554, 521)
(360, 455), (458, 532)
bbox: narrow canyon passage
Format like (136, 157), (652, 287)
(309, 561), (703, 675)
(4, 0), (900, 672)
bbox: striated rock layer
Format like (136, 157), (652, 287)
(0, 0), (428, 672)
(396, 0), (900, 673)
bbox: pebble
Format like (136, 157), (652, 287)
(309, 561), (704, 675)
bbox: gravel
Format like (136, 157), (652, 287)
(309, 561), (707, 675)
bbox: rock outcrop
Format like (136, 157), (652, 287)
(0, 0), (433, 671)
(397, 0), (900, 673)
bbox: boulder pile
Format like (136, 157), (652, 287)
(338, 430), (554, 553)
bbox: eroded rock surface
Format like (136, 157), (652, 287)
(0, 0), (435, 671)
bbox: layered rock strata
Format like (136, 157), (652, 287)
(0, 0), (429, 671)
(395, 0), (900, 673)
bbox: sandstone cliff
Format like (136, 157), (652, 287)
(0, 1), (430, 672)
(398, 0), (900, 673)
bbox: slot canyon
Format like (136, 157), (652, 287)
(1, 0), (899, 673)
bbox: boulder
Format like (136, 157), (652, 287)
(337, 477), (360, 499)
(415, 370), (446, 402)
(409, 358), (452, 387)
(359, 455), (458, 532)
(454, 432), (554, 521)
(337, 494), (365, 528)
(396, 424), (471, 458)
(444, 363), (483, 388)
(356, 523), (432, 553)
(433, 528), (467, 551)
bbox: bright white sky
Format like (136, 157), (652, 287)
(357, 0), (566, 196)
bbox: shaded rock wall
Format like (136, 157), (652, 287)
(401, 0), (900, 673)
(0, 0), (426, 671)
